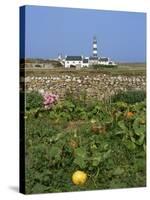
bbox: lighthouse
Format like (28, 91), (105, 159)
(93, 36), (98, 58)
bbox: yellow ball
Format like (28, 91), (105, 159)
(72, 170), (87, 185)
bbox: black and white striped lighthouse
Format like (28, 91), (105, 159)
(93, 36), (98, 57)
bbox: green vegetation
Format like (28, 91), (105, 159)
(111, 90), (146, 104)
(91, 64), (117, 69)
(25, 91), (146, 194)
(24, 63), (146, 77)
(26, 91), (43, 110)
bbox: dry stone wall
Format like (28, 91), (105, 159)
(25, 72), (146, 100)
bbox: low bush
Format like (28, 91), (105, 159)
(92, 64), (117, 69)
(26, 91), (43, 110)
(111, 90), (146, 104)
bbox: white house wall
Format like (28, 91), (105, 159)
(82, 63), (89, 68)
(98, 61), (109, 65)
(89, 60), (98, 65)
(65, 60), (82, 68)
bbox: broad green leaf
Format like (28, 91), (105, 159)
(74, 157), (86, 168)
(49, 146), (61, 160)
(74, 147), (87, 159)
(49, 132), (64, 143)
(103, 144), (109, 150)
(143, 143), (146, 151)
(103, 149), (111, 159)
(135, 134), (145, 145)
(130, 136), (136, 143)
(118, 120), (128, 132)
(32, 183), (47, 193)
(109, 180), (127, 188)
(133, 118), (145, 136)
(113, 167), (125, 175)
(114, 131), (124, 135)
(92, 153), (102, 167)
(123, 140), (136, 150)
(73, 147), (87, 168)
(134, 158), (146, 171)
(115, 102), (128, 109)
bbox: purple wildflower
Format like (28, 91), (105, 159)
(43, 93), (59, 109)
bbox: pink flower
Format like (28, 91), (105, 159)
(43, 93), (59, 108)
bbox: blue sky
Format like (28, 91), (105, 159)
(22, 5), (146, 62)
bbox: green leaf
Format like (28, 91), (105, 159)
(74, 147), (87, 159)
(49, 132), (64, 143)
(103, 144), (109, 150)
(113, 167), (125, 175)
(130, 136), (136, 143)
(32, 183), (47, 193)
(49, 146), (61, 161)
(64, 101), (75, 112)
(74, 157), (86, 168)
(109, 180), (127, 188)
(118, 120), (128, 132)
(123, 140), (136, 150)
(114, 131), (124, 135)
(103, 149), (111, 159)
(133, 158), (146, 171)
(143, 143), (146, 151)
(133, 118), (146, 136)
(92, 153), (102, 167)
(73, 147), (88, 168)
(136, 134), (145, 145)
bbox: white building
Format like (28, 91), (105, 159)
(98, 57), (109, 65)
(64, 56), (90, 68)
(89, 56), (99, 65)
(82, 58), (89, 68)
(65, 56), (83, 68)
(98, 57), (116, 66)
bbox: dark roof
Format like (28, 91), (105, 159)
(83, 59), (89, 63)
(66, 56), (82, 61)
(99, 57), (109, 62)
(89, 56), (98, 60)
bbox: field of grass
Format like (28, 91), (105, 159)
(25, 91), (146, 194)
(23, 63), (146, 77)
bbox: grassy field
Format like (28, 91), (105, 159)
(23, 63), (146, 77)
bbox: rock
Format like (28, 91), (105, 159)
(66, 79), (71, 82)
(25, 77), (30, 82)
(28, 87), (33, 91)
(77, 79), (81, 83)
(38, 89), (44, 94)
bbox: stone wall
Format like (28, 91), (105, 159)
(25, 72), (146, 100)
